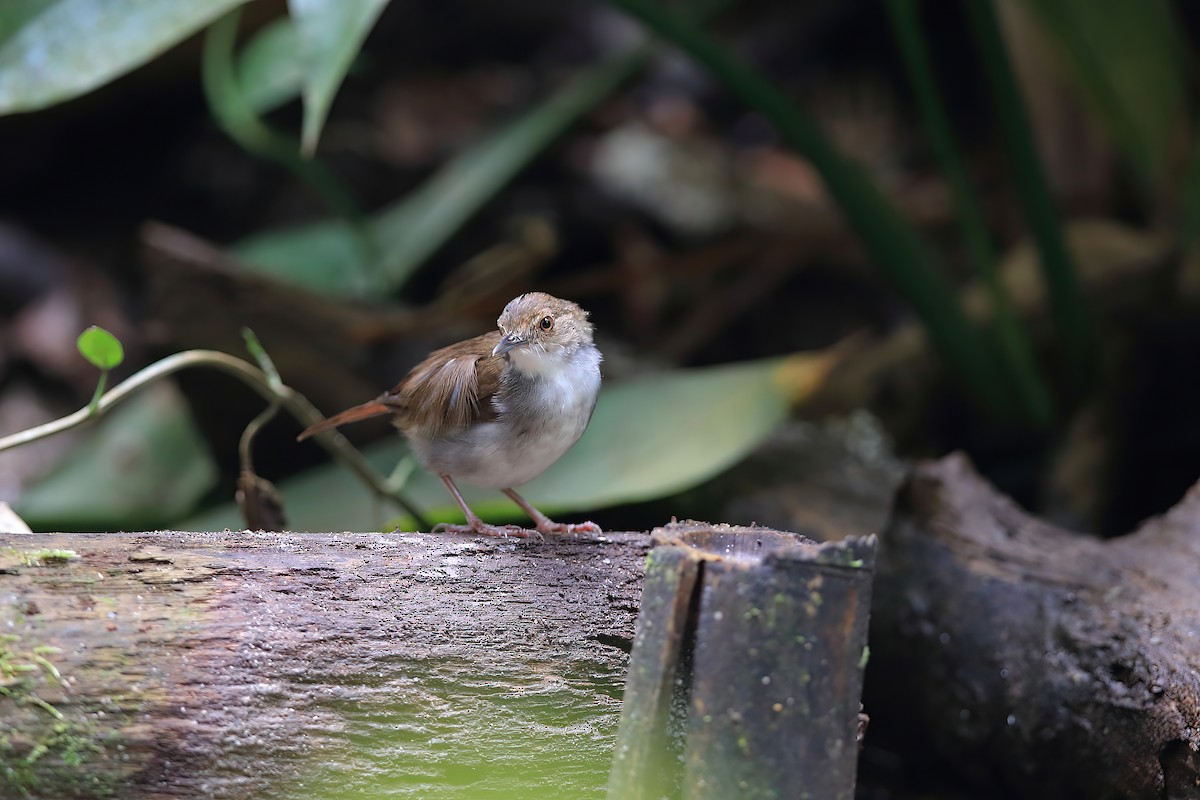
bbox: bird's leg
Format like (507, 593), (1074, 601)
(502, 488), (602, 535)
(433, 475), (539, 539)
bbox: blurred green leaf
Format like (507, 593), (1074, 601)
(0, 0), (249, 115)
(289, 0), (389, 155)
(235, 217), (368, 294)
(237, 16), (305, 114)
(15, 382), (218, 531)
(0, 1), (48, 45)
(185, 351), (839, 531)
(205, 8), (372, 277)
(76, 326), (124, 370)
(234, 46), (649, 297)
(1017, 0), (1185, 185)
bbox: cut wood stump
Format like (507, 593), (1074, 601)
(608, 523), (875, 800)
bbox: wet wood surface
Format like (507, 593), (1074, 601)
(1, 530), (651, 798)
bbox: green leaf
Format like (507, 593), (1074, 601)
(288, 0), (389, 155)
(14, 382), (218, 531)
(236, 16), (305, 114)
(184, 352), (836, 532)
(0, 0), (250, 115)
(233, 215), (372, 295)
(76, 325), (124, 370)
(0, 1), (48, 46)
(234, 45), (649, 297)
(204, 8), (372, 269)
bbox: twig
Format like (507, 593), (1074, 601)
(0, 350), (431, 530)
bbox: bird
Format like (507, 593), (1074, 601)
(297, 292), (602, 538)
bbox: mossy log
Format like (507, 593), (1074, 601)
(868, 454), (1200, 799)
(0, 530), (651, 798)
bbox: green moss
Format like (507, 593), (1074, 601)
(814, 545), (868, 569)
(858, 644), (871, 670)
(1, 638), (56, 688)
(0, 635), (116, 798)
(17, 549), (79, 567)
(1, 719), (114, 798)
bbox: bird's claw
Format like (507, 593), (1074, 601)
(433, 522), (543, 541)
(535, 520), (602, 536)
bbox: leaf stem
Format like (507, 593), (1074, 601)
(87, 370), (108, 415)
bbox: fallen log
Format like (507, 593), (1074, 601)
(868, 454), (1200, 799)
(1, 530), (651, 798)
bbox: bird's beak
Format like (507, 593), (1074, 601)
(492, 332), (524, 357)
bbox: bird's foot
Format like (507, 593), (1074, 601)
(433, 521), (543, 541)
(534, 519), (602, 536)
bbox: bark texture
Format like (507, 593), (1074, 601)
(0, 530), (650, 798)
(869, 454), (1200, 799)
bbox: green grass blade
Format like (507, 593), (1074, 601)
(886, 0), (1051, 425)
(966, 0), (1093, 393)
(604, 0), (1008, 408)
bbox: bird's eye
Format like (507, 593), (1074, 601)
(539, 315), (554, 331)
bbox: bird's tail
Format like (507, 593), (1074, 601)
(297, 401), (392, 441)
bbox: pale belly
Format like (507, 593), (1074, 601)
(413, 411), (589, 488)
(410, 356), (600, 488)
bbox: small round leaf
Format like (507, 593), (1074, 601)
(76, 326), (124, 370)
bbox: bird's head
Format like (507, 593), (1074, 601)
(492, 293), (595, 374)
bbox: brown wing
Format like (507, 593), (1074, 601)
(383, 331), (505, 437)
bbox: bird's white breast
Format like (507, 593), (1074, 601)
(410, 345), (601, 488)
